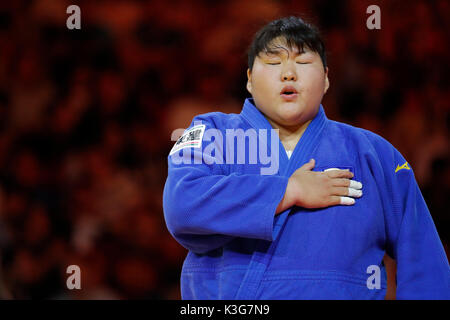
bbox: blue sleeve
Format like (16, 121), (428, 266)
(163, 116), (289, 254)
(374, 138), (450, 299)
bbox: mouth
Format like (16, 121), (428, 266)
(280, 86), (298, 101)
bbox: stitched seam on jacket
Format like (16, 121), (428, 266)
(182, 266), (249, 273)
(259, 269), (387, 288)
(262, 269), (369, 280)
(260, 276), (386, 289)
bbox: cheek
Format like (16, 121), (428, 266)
(251, 68), (277, 91)
(299, 69), (325, 92)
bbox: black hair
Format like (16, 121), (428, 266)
(247, 16), (327, 71)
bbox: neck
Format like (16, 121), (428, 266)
(267, 118), (312, 151)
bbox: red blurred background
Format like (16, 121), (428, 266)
(0, 0), (448, 299)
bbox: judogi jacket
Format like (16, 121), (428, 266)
(163, 98), (450, 299)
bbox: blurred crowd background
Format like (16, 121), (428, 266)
(0, 0), (448, 299)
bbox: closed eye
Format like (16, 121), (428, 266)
(267, 62), (280, 65)
(296, 62), (311, 64)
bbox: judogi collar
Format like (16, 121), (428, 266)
(240, 97), (329, 177)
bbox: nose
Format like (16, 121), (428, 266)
(283, 73), (296, 81)
(281, 63), (297, 81)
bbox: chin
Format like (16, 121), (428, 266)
(275, 115), (303, 127)
(282, 101), (319, 121)
(277, 107), (305, 124)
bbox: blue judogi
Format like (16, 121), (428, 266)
(163, 98), (450, 299)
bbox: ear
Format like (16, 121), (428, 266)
(246, 68), (252, 94)
(324, 67), (330, 94)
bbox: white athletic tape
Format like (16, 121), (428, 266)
(348, 188), (363, 198)
(323, 168), (363, 190)
(349, 180), (363, 190)
(340, 197), (355, 205)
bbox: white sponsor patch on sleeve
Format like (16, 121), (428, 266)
(169, 124), (206, 156)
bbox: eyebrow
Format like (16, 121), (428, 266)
(262, 47), (312, 57)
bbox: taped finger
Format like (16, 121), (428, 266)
(348, 188), (363, 198)
(349, 180), (363, 190)
(340, 196), (355, 205)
